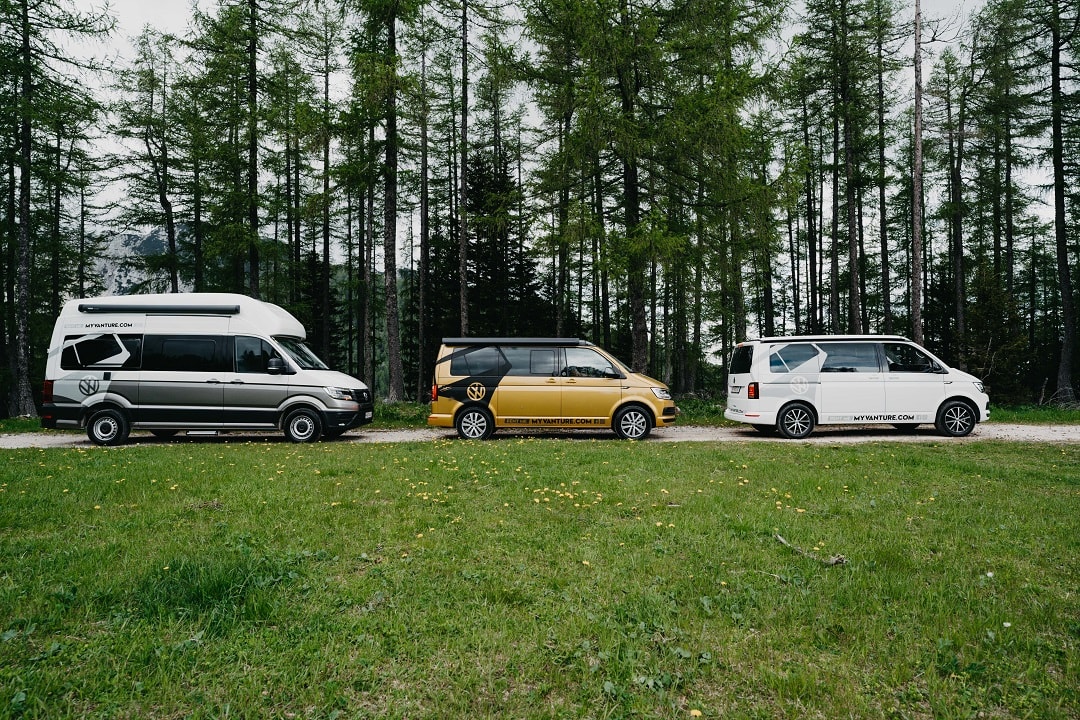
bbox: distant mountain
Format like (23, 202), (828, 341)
(96, 227), (191, 296)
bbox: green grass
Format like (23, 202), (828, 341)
(1, 439), (1077, 718)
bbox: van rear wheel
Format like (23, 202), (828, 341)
(777, 403), (815, 439)
(87, 408), (130, 446)
(456, 407), (494, 440)
(284, 408), (323, 443)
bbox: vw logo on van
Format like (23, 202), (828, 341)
(467, 382), (487, 401)
(790, 375), (809, 395)
(78, 376), (100, 396)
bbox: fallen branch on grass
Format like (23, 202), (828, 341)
(775, 534), (847, 566)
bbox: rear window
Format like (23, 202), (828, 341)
(448, 346), (509, 377)
(730, 345), (754, 374)
(60, 334), (141, 370)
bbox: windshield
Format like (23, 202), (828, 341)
(275, 337), (329, 370)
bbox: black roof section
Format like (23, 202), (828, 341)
(78, 303), (241, 315)
(441, 337), (595, 347)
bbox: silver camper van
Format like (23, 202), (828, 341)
(40, 293), (375, 445)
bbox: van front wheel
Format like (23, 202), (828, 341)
(935, 400), (976, 437)
(777, 403), (815, 439)
(88, 408), (130, 446)
(284, 408), (323, 443)
(613, 405), (652, 440)
(456, 407), (494, 440)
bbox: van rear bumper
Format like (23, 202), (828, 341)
(40, 403), (82, 430)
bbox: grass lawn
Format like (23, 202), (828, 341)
(1, 438), (1077, 719)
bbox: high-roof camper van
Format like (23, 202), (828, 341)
(41, 293), (374, 445)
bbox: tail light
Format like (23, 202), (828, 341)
(42, 380), (54, 404)
(747, 382), (759, 400)
(431, 383), (439, 401)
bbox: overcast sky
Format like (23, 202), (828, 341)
(105, 0), (978, 53)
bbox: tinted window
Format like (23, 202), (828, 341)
(60, 334), (141, 370)
(884, 343), (938, 373)
(449, 346), (508, 377)
(143, 335), (228, 372)
(563, 347), (618, 378)
(275, 337), (329, 370)
(821, 343), (880, 373)
(769, 344), (819, 373)
(730, 345), (754, 374)
(235, 336), (281, 374)
(501, 347), (556, 376)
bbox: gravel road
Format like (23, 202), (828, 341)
(2, 423), (1078, 448)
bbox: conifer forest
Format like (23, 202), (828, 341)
(1, 0), (1078, 414)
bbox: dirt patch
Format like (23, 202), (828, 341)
(3, 423), (1077, 448)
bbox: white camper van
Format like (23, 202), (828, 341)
(40, 293), (375, 445)
(725, 335), (990, 439)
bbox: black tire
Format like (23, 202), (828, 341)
(87, 408), (130, 446)
(891, 423), (920, 432)
(752, 424), (777, 435)
(613, 405), (652, 440)
(777, 402), (815, 439)
(455, 406), (494, 440)
(935, 400), (976, 437)
(150, 430), (179, 438)
(283, 407), (323, 443)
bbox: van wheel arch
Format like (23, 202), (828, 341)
(613, 403), (653, 440)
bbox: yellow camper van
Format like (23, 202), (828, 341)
(428, 338), (679, 440)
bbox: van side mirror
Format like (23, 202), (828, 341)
(267, 357), (286, 375)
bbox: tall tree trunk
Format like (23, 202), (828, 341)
(12, 0), (37, 417)
(321, 47), (332, 360)
(911, 0), (925, 345)
(876, 26), (892, 333)
(246, 0), (260, 297)
(458, 0), (470, 335)
(384, 8), (403, 401)
(1050, 0), (1076, 403)
(802, 99), (819, 333)
(417, 36), (430, 399)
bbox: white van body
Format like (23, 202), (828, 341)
(724, 335), (990, 438)
(41, 293), (374, 445)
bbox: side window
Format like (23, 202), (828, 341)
(820, 343), (880, 373)
(769, 344), (820, 373)
(235, 336), (280, 374)
(884, 343), (937, 373)
(563, 348), (617, 378)
(501, 347), (557, 376)
(448, 346), (508, 377)
(60, 334), (141, 370)
(143, 335), (229, 372)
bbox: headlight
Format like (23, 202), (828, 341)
(974, 381), (984, 393)
(324, 387), (354, 401)
(651, 387), (672, 400)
